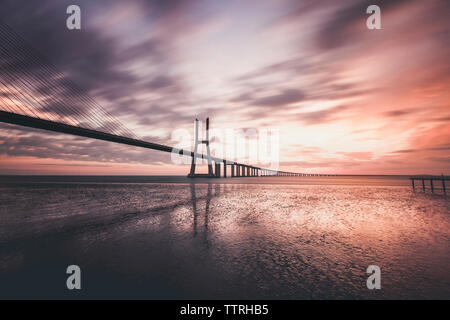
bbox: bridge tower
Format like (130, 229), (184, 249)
(188, 118), (215, 178)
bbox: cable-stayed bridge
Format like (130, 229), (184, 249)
(0, 21), (312, 178)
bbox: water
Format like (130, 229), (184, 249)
(0, 176), (449, 299)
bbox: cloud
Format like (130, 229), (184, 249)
(337, 152), (373, 161)
(427, 156), (450, 163)
(147, 75), (182, 91)
(279, 159), (362, 169)
(252, 89), (305, 107)
(0, 123), (173, 165)
(389, 149), (415, 154)
(314, 0), (410, 50)
(390, 143), (450, 155)
(0, 0), (214, 140)
(383, 109), (418, 118)
(0, 126), (173, 164)
(1, 0), (449, 174)
(295, 105), (349, 125)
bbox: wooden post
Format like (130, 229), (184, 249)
(430, 179), (434, 193)
(411, 179), (415, 190)
(442, 177), (446, 195)
(422, 179), (425, 191)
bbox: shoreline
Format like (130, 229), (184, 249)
(0, 175), (415, 186)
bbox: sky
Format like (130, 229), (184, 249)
(0, 0), (449, 175)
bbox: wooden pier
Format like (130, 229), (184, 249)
(410, 175), (448, 194)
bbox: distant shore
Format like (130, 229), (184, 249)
(0, 175), (414, 186)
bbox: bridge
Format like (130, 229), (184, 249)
(0, 21), (318, 178)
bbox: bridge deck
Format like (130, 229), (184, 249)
(0, 110), (297, 176)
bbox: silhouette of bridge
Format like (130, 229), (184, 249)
(0, 21), (323, 178)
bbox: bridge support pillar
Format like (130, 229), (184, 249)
(223, 161), (227, 178)
(215, 162), (220, 178)
(188, 118), (215, 178)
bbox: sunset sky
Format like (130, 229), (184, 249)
(0, 0), (449, 175)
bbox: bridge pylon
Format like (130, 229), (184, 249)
(188, 118), (215, 178)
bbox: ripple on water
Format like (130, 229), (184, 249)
(0, 180), (449, 299)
